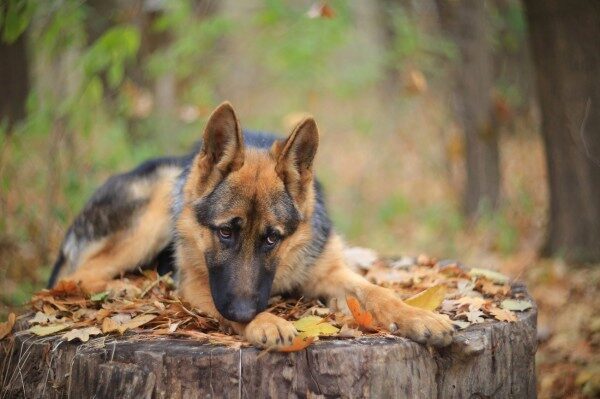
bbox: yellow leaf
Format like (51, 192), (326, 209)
(29, 323), (69, 336)
(63, 327), (102, 342)
(0, 313), (16, 340)
(293, 316), (339, 338)
(405, 285), (447, 311)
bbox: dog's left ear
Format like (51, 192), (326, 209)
(273, 117), (319, 204)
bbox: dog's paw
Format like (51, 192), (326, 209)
(367, 291), (454, 347)
(244, 312), (298, 348)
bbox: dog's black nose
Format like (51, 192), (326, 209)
(226, 300), (258, 323)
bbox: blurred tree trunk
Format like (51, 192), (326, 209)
(523, 0), (600, 263)
(0, 32), (30, 131)
(436, 0), (500, 216)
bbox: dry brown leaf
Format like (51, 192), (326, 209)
(460, 309), (485, 324)
(489, 307), (517, 322)
(477, 278), (511, 296)
(28, 311), (52, 325)
(338, 324), (363, 338)
(0, 313), (16, 340)
(119, 314), (157, 332)
(63, 327), (102, 342)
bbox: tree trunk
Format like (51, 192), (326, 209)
(437, 0), (500, 216)
(0, 32), (30, 131)
(523, 0), (600, 263)
(1, 283), (537, 398)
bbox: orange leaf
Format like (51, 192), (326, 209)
(51, 280), (81, 296)
(278, 336), (315, 352)
(346, 296), (373, 329)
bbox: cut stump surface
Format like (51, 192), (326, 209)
(1, 283), (536, 399)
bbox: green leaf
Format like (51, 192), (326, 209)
(500, 299), (532, 312)
(90, 291), (109, 302)
(469, 268), (509, 284)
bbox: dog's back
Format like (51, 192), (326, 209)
(48, 130), (325, 288)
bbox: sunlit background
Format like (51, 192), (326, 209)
(0, 1), (598, 397)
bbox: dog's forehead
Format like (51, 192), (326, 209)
(197, 149), (298, 228)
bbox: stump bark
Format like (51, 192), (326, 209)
(1, 283), (537, 398)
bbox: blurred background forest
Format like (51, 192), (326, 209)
(0, 0), (598, 397)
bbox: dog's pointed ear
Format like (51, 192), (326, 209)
(273, 117), (319, 204)
(197, 102), (244, 184)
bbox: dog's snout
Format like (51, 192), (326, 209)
(225, 299), (258, 323)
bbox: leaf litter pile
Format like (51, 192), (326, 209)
(0, 250), (533, 352)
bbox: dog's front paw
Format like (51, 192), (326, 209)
(244, 312), (298, 348)
(367, 290), (454, 347)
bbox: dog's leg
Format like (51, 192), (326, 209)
(303, 235), (454, 347)
(64, 179), (174, 293)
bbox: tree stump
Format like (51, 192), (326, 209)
(0, 283), (537, 398)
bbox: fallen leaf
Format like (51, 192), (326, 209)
(489, 307), (517, 322)
(51, 280), (80, 296)
(278, 336), (315, 352)
(455, 296), (489, 311)
(28, 311), (51, 325)
(119, 314), (156, 332)
(102, 317), (121, 334)
(338, 324), (363, 338)
(306, 3), (335, 19)
(469, 268), (509, 284)
(168, 321), (181, 333)
(29, 323), (69, 336)
(405, 285), (447, 311)
(500, 299), (532, 312)
(476, 278), (511, 296)
(0, 313), (16, 340)
(460, 309), (485, 324)
(63, 327), (102, 342)
(293, 316), (339, 337)
(42, 304), (57, 316)
(451, 320), (470, 330)
(346, 296), (374, 329)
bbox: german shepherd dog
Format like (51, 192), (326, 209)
(49, 102), (453, 348)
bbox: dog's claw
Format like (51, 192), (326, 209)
(245, 313), (298, 349)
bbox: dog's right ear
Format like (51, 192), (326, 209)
(196, 102), (245, 186)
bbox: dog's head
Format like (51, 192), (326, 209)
(181, 102), (319, 323)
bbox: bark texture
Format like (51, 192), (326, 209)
(0, 33), (30, 130)
(437, 0), (500, 216)
(1, 284), (537, 399)
(523, 0), (600, 263)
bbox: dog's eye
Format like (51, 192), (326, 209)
(265, 232), (280, 246)
(218, 226), (233, 240)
